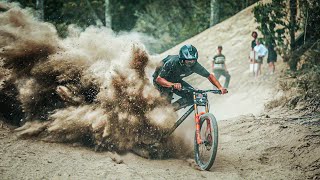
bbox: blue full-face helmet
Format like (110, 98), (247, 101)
(179, 44), (198, 67)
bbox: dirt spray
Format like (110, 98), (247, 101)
(0, 3), (192, 159)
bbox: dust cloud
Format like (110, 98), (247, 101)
(0, 3), (191, 158)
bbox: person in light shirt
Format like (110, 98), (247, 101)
(253, 38), (268, 77)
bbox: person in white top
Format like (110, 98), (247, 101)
(253, 38), (268, 77)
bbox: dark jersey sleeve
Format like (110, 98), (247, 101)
(212, 55), (217, 63)
(191, 62), (210, 78)
(158, 60), (174, 79)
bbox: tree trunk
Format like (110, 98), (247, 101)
(36, 0), (44, 21)
(105, 0), (111, 28)
(85, 0), (103, 26)
(289, 0), (297, 70)
(304, 7), (308, 44)
(210, 0), (220, 26)
(289, 0), (297, 51)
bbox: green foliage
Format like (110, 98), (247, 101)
(252, 0), (320, 71)
(252, 0), (288, 49)
(11, 0), (259, 53)
(304, 0), (320, 39)
(13, 0), (106, 36)
(109, 0), (146, 32)
(135, 0), (259, 53)
(254, 0), (320, 71)
(61, 0), (104, 27)
(219, 0), (259, 21)
(134, 0), (210, 53)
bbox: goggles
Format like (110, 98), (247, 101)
(184, 59), (196, 67)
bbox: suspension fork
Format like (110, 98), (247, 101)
(206, 119), (212, 138)
(194, 93), (206, 145)
(195, 111), (205, 144)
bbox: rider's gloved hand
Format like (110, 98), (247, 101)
(219, 87), (228, 94)
(172, 83), (182, 91)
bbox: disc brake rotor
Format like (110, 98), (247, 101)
(205, 134), (212, 150)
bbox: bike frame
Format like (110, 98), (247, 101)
(162, 90), (213, 145)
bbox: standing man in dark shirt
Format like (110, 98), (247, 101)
(249, 31), (258, 75)
(212, 45), (230, 88)
(267, 42), (277, 74)
(153, 44), (227, 110)
(251, 31), (258, 50)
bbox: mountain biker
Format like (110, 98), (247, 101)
(153, 44), (227, 111)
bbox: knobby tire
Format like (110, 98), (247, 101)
(194, 113), (218, 171)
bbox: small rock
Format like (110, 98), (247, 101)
(186, 159), (202, 171)
(110, 152), (123, 164)
(279, 125), (288, 129)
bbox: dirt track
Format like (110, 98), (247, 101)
(1, 114), (319, 179)
(1, 2), (319, 179)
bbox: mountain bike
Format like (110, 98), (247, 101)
(160, 86), (223, 170)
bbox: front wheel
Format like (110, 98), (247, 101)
(194, 113), (218, 170)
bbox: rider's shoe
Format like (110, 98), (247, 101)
(172, 99), (192, 111)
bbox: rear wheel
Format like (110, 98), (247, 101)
(194, 113), (218, 170)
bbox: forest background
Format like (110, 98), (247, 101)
(2, 0), (320, 72)
(4, 0), (259, 53)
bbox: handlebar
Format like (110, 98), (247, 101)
(180, 86), (227, 94)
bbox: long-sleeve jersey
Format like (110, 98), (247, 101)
(153, 55), (210, 83)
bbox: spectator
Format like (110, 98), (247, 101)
(267, 42), (277, 74)
(251, 31), (258, 50)
(253, 38), (268, 77)
(249, 31), (258, 75)
(212, 45), (230, 88)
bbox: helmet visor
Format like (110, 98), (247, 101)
(184, 59), (196, 67)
